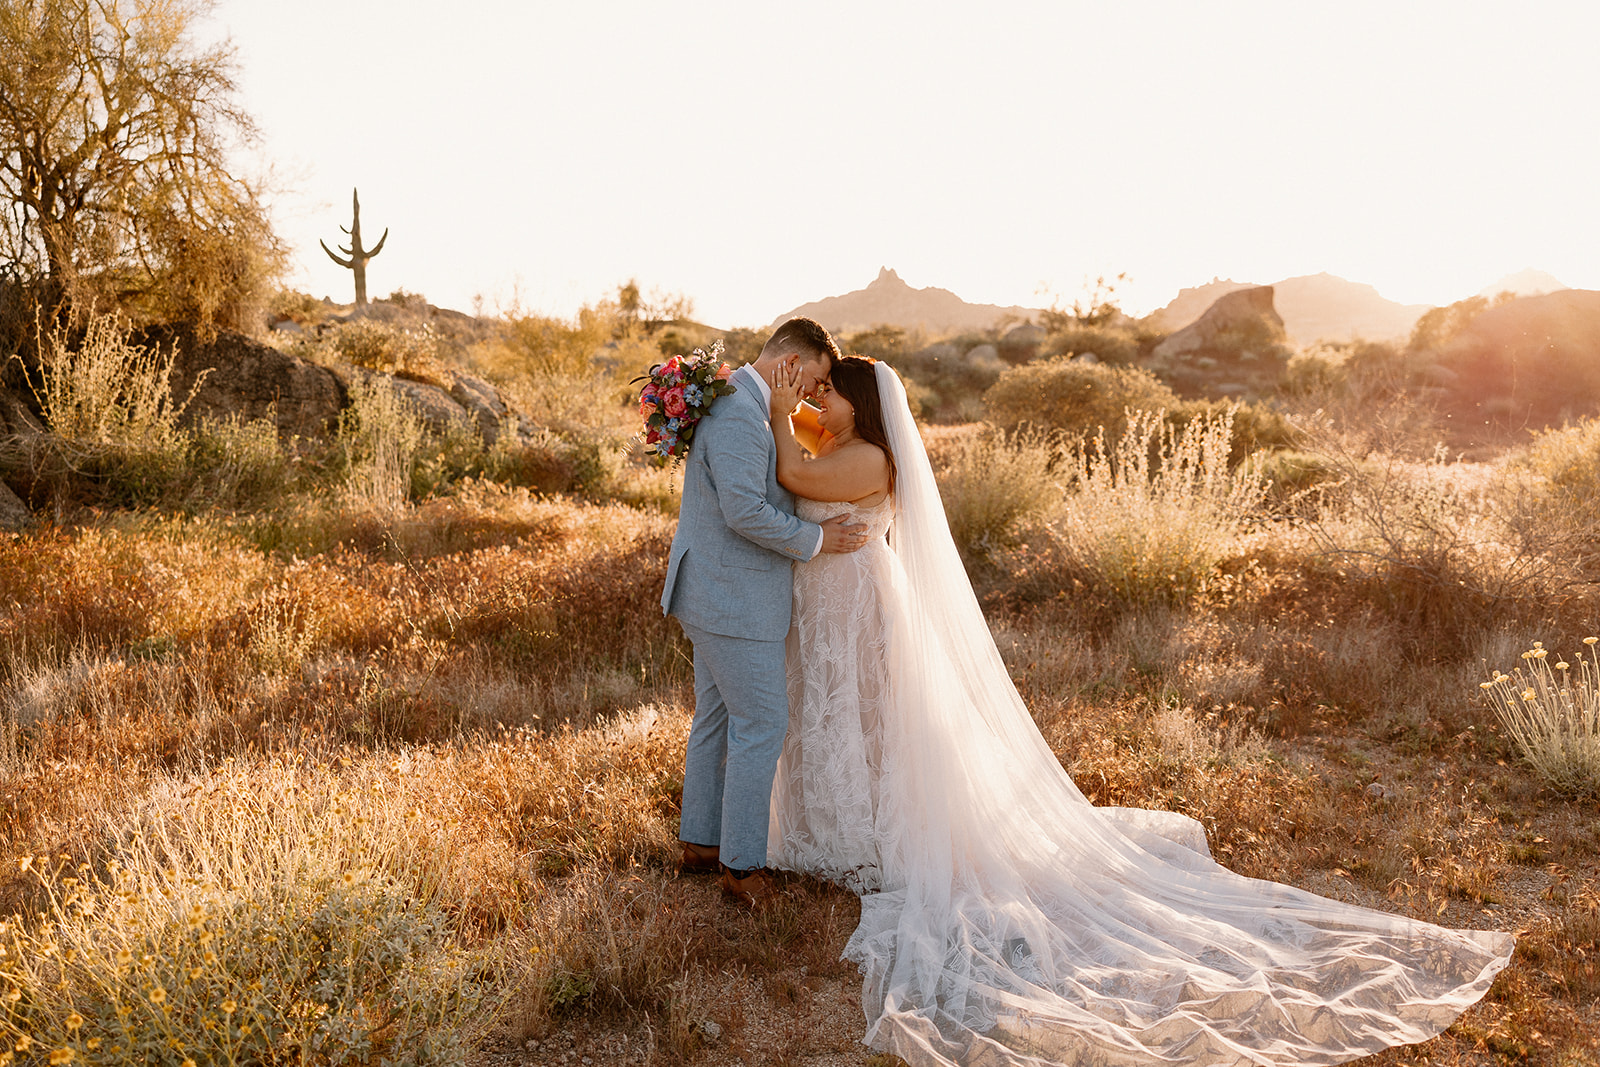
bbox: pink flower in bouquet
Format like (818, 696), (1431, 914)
(715, 364), (733, 381)
(639, 396), (658, 419)
(661, 386), (689, 418)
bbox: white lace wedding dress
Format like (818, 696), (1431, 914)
(768, 362), (1514, 1067)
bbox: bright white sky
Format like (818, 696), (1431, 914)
(210, 0), (1599, 327)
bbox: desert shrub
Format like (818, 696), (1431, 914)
(185, 413), (293, 510)
(886, 342), (1002, 422)
(492, 301), (623, 380)
(339, 377), (426, 511)
(983, 356), (1179, 441)
(1043, 324), (1144, 366)
(1252, 449), (1343, 507)
(843, 325), (914, 363)
(0, 772), (497, 1066)
(1170, 398), (1296, 464)
(1281, 347), (1348, 398)
(1519, 419), (1600, 501)
(268, 288), (328, 326)
(326, 318), (450, 386)
(1006, 408), (1267, 608)
(1480, 641), (1600, 797)
(21, 313), (200, 502)
(1406, 293), (1517, 354)
(1295, 448), (1583, 648)
(932, 426), (1063, 563)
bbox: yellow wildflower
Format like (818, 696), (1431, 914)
(14, 1036), (31, 1051)
(115, 948), (132, 965)
(1479, 681), (1493, 689)
(1587, 636), (1599, 645)
(182, 1059), (196, 1067)
(148, 987), (166, 1005)
(85, 1040), (100, 1052)
(1522, 688), (1537, 701)
(220, 999), (236, 1014)
(64, 1013), (82, 1030)
(1557, 661), (1569, 670)
(48, 1050), (73, 1065)
(1533, 648), (1548, 659)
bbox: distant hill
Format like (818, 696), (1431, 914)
(1150, 273), (1431, 345)
(1478, 268), (1569, 299)
(772, 267), (1038, 335)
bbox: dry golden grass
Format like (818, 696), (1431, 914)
(0, 447), (1597, 1064)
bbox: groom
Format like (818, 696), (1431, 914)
(662, 316), (865, 905)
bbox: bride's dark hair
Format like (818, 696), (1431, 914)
(829, 355), (896, 492)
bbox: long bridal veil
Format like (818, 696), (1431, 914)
(849, 359), (1513, 1067)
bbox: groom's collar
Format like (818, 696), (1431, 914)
(737, 363), (772, 412)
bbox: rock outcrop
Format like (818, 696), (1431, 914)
(1151, 273), (1431, 344)
(1152, 286), (1286, 360)
(142, 325), (348, 441)
(140, 325), (522, 446)
(0, 478), (28, 529)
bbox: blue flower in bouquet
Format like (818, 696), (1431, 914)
(667, 417), (682, 431)
(684, 383), (704, 406)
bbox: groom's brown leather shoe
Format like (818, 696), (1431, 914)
(719, 865), (778, 909)
(679, 841), (720, 872)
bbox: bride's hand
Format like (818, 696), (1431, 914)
(770, 360), (805, 420)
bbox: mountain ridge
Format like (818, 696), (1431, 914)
(771, 267), (1572, 346)
(772, 267), (1037, 335)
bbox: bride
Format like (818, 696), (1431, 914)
(762, 355), (1514, 1067)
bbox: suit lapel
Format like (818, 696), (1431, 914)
(731, 365), (769, 426)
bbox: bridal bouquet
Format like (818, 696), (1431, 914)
(632, 341), (737, 464)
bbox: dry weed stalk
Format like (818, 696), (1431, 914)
(1481, 641), (1600, 797)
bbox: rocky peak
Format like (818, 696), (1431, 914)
(869, 267), (906, 289)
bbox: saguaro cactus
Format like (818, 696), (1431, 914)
(321, 188), (388, 306)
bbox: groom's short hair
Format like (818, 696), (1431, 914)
(764, 317), (841, 366)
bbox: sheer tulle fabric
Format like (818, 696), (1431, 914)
(770, 361), (1513, 1067)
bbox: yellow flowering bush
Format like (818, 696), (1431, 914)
(0, 775), (496, 1066)
(1481, 639), (1600, 797)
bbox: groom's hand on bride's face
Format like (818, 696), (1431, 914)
(819, 514), (869, 554)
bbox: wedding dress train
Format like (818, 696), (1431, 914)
(768, 362), (1513, 1067)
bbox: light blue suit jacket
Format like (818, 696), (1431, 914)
(661, 364), (821, 641)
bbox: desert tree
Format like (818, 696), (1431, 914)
(0, 0), (283, 337)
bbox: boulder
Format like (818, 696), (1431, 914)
(1000, 322), (1045, 362)
(1002, 322), (1045, 348)
(140, 325), (347, 441)
(965, 343), (1003, 370)
(1153, 286), (1286, 360)
(392, 376), (473, 435)
(0, 388), (44, 438)
(449, 371), (510, 444)
(334, 367), (512, 444)
(0, 478), (28, 529)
